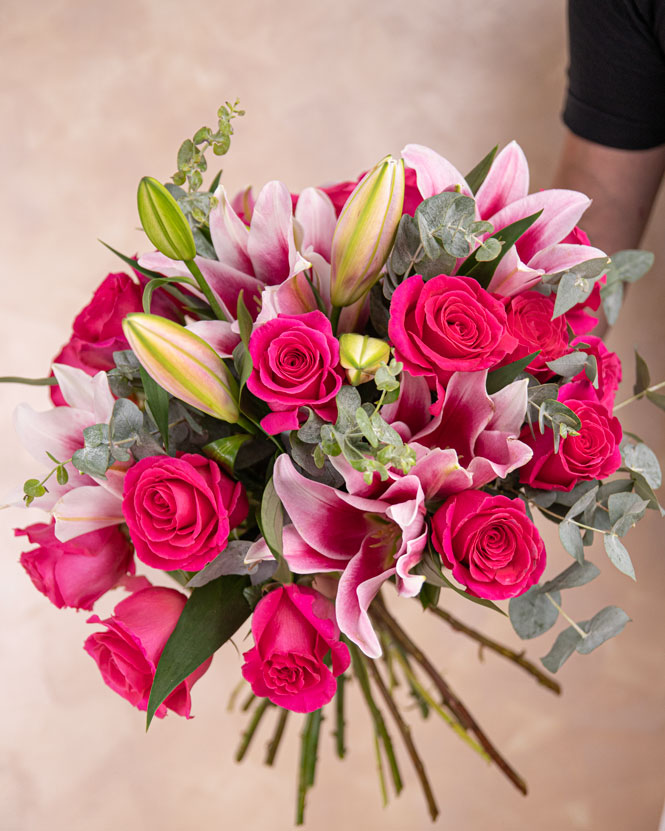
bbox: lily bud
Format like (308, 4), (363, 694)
(339, 333), (391, 386)
(137, 176), (197, 261)
(330, 156), (405, 307)
(122, 313), (240, 423)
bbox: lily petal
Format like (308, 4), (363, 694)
(401, 144), (472, 199)
(295, 187), (336, 261)
(475, 141), (529, 219)
(209, 185), (252, 272)
(53, 485), (124, 541)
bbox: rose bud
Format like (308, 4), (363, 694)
(339, 333), (391, 386)
(241, 584), (350, 713)
(122, 313), (240, 423)
(330, 155), (405, 307)
(137, 176), (196, 262)
(85, 586), (211, 718)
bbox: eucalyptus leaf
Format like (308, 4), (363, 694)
(72, 445), (111, 478)
(603, 534), (636, 580)
(540, 626), (583, 673)
(109, 398), (144, 443)
(606, 249), (654, 284)
(509, 587), (561, 640)
(297, 409), (326, 444)
(540, 560), (600, 593)
(546, 352), (588, 378)
(575, 605), (630, 654)
(564, 484), (599, 520)
(146, 575), (251, 727)
(607, 492), (649, 526)
(601, 281), (623, 326)
(415, 192), (477, 258)
(622, 442), (662, 489)
(558, 520), (585, 562)
(186, 541), (276, 588)
(646, 390), (665, 411)
(551, 258), (609, 319)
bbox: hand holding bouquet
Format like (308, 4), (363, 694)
(7, 103), (664, 823)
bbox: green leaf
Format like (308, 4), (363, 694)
(209, 169), (223, 193)
(558, 520), (584, 562)
(418, 581), (441, 610)
(203, 434), (253, 474)
(540, 626), (583, 673)
(622, 442), (662, 489)
(138, 365), (170, 453)
(509, 586), (560, 640)
(540, 560), (600, 593)
(417, 548), (506, 615)
(575, 605), (630, 654)
(464, 145), (498, 195)
(146, 574), (251, 727)
(259, 476), (291, 583)
(457, 210), (543, 288)
(551, 258), (609, 318)
(634, 349), (651, 396)
(486, 351), (539, 394)
(56, 466), (69, 486)
(23, 478), (46, 499)
(236, 290), (254, 349)
(603, 534), (636, 580)
(142, 276), (195, 314)
(646, 390), (665, 411)
(546, 352), (588, 378)
(600, 281), (623, 326)
(355, 407), (379, 447)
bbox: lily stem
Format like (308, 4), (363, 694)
(184, 258), (228, 322)
(428, 606), (561, 694)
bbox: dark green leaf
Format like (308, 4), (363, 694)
(203, 434), (253, 474)
(236, 290), (254, 349)
(23, 478), (46, 498)
(147, 575), (251, 727)
(259, 476), (291, 583)
(634, 350), (651, 396)
(486, 351), (539, 394)
(464, 145), (498, 195)
(418, 581), (441, 610)
(417, 548), (506, 614)
(138, 366), (170, 453)
(647, 390), (665, 411)
(509, 586), (560, 639)
(56, 466), (69, 486)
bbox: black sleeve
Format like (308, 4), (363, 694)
(563, 0), (665, 149)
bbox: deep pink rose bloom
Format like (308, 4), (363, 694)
(431, 490), (546, 600)
(241, 584), (350, 713)
(568, 335), (622, 410)
(518, 384), (622, 491)
(122, 453), (248, 571)
(503, 291), (570, 380)
(17, 520), (133, 610)
(85, 586), (211, 718)
(389, 274), (516, 389)
(50, 271), (183, 405)
(247, 311), (343, 434)
(561, 226), (591, 246)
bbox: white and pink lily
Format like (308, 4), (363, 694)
(249, 454), (427, 658)
(13, 364), (126, 541)
(402, 141), (606, 295)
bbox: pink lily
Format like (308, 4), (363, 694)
(402, 141), (606, 295)
(269, 454), (427, 658)
(13, 364), (126, 540)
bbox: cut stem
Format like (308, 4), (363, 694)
(235, 698), (272, 762)
(428, 607), (561, 695)
(614, 379), (665, 412)
(367, 659), (440, 822)
(295, 709), (324, 826)
(334, 673), (347, 759)
(265, 707), (290, 766)
(372, 598), (527, 796)
(0, 375), (58, 386)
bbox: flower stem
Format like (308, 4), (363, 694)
(545, 593), (588, 638)
(334, 673), (347, 759)
(367, 659), (440, 821)
(347, 639), (403, 796)
(0, 375), (58, 386)
(295, 709), (323, 825)
(371, 598), (528, 796)
(184, 258), (228, 321)
(235, 698), (272, 762)
(265, 707), (290, 766)
(428, 606), (561, 694)
(330, 305), (342, 336)
(613, 379), (665, 412)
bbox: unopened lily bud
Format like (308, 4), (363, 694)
(339, 333), (391, 386)
(330, 156), (405, 307)
(137, 176), (197, 261)
(122, 313), (240, 423)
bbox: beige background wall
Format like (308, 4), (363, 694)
(1, 2), (664, 829)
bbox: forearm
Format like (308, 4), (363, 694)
(553, 131), (665, 253)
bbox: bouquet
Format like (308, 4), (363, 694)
(7, 103), (664, 824)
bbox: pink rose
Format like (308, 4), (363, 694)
(122, 453), (248, 571)
(388, 274), (516, 388)
(518, 383), (622, 491)
(431, 490), (546, 600)
(561, 226), (591, 246)
(247, 311), (343, 434)
(50, 271), (183, 405)
(568, 335), (622, 410)
(17, 520), (134, 610)
(241, 584), (350, 713)
(503, 291), (570, 380)
(85, 586), (211, 718)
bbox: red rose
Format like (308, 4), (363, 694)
(122, 453), (248, 571)
(388, 274), (516, 385)
(247, 311), (343, 434)
(431, 490), (546, 600)
(503, 290), (570, 380)
(241, 584), (350, 713)
(567, 335), (622, 410)
(518, 383), (622, 491)
(85, 586), (211, 718)
(51, 271), (183, 405)
(17, 520), (133, 610)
